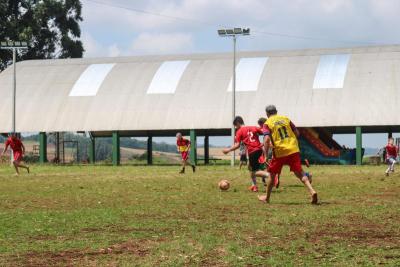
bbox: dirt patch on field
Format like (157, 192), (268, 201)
(14, 239), (157, 266)
(309, 214), (400, 247)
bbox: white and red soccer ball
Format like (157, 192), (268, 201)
(218, 180), (230, 191)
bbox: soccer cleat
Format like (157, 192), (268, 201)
(249, 185), (258, 192)
(179, 169), (185, 174)
(274, 174), (280, 188)
(192, 165), (196, 173)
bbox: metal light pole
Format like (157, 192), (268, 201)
(217, 28), (250, 166)
(1, 41), (28, 163)
(231, 35), (236, 167)
(0, 41), (28, 134)
(12, 48), (16, 133)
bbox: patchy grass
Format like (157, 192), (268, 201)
(0, 164), (399, 266)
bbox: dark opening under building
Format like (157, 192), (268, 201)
(1, 45), (400, 165)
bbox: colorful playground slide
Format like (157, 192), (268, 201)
(298, 128), (360, 165)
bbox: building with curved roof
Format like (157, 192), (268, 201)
(1, 45), (399, 164)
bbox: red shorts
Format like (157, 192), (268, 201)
(181, 151), (189, 161)
(268, 152), (303, 175)
(13, 151), (23, 162)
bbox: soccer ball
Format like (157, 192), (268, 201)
(218, 180), (230, 191)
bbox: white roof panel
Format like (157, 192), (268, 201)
(228, 57), (268, 92)
(313, 54), (350, 89)
(69, 64), (115, 96)
(147, 60), (190, 94)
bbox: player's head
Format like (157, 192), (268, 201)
(265, 105), (278, 117)
(233, 116), (245, 130)
(257, 117), (266, 127)
(9, 132), (17, 139)
(176, 132), (182, 140)
(388, 137), (394, 145)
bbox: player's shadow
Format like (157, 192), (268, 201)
(275, 201), (332, 206)
(284, 184), (304, 188)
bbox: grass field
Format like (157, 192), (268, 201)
(0, 165), (399, 266)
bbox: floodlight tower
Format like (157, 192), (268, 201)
(217, 28), (250, 166)
(0, 41), (28, 134)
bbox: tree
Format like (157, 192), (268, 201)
(0, 0), (84, 71)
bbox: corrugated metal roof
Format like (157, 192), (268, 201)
(1, 45), (400, 133)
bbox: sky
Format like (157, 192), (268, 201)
(79, 0), (400, 149)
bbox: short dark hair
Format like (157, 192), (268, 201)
(258, 117), (266, 126)
(265, 105), (277, 116)
(233, 116), (245, 125)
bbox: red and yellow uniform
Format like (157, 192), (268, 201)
(263, 115), (302, 174)
(177, 138), (190, 161)
(5, 137), (24, 162)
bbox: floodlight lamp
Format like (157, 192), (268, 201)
(226, 29), (234, 35)
(0, 41), (6, 47)
(21, 41), (28, 47)
(7, 41), (13, 46)
(234, 28), (242, 34)
(242, 28), (250, 35)
(218, 29), (226, 36)
(14, 41), (21, 46)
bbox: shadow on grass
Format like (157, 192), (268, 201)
(284, 184), (304, 188)
(271, 201), (334, 206)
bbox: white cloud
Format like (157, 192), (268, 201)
(82, 32), (122, 58)
(131, 32), (193, 54)
(80, 0), (400, 57)
(369, 0), (400, 20)
(81, 32), (100, 58)
(108, 44), (121, 57)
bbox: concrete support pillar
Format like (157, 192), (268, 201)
(356, 126), (362, 165)
(39, 132), (47, 163)
(112, 131), (120, 166)
(204, 135), (209, 165)
(147, 136), (153, 165)
(89, 135), (95, 164)
(190, 129), (197, 165)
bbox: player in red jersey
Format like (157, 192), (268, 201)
(223, 116), (269, 192)
(384, 137), (398, 176)
(176, 133), (196, 174)
(2, 133), (30, 175)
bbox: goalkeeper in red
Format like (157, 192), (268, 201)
(258, 105), (318, 204)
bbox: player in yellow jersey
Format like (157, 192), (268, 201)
(258, 105), (318, 204)
(176, 133), (196, 174)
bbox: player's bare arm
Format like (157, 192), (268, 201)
(263, 135), (271, 155)
(21, 143), (25, 154)
(223, 142), (240, 154)
(1, 143), (9, 156)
